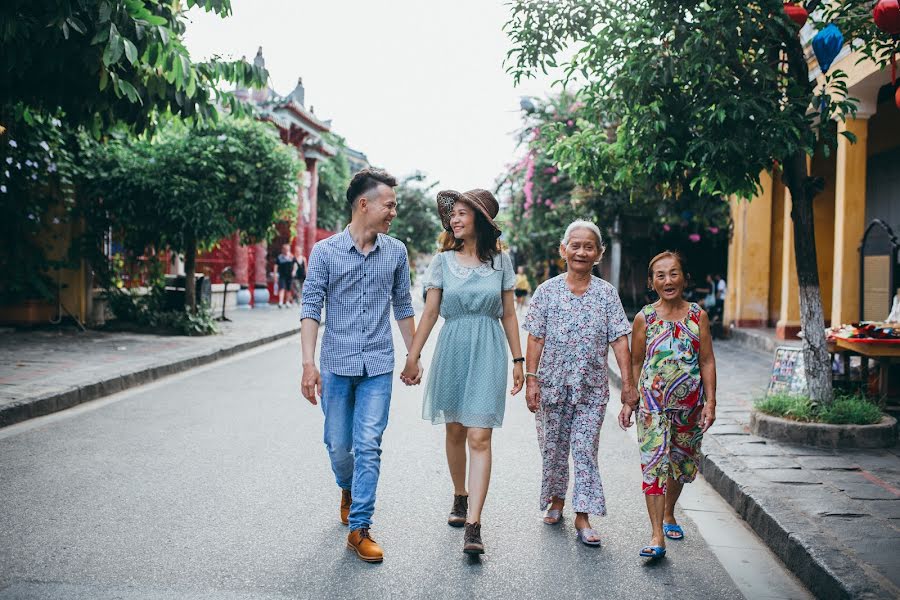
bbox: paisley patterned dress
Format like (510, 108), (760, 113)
(637, 302), (705, 495)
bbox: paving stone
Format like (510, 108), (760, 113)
(726, 442), (786, 457)
(842, 536), (900, 588)
(709, 424), (751, 436)
(758, 469), (825, 485)
(737, 456), (802, 470)
(795, 456), (861, 471)
(828, 475), (900, 500)
(863, 500), (900, 521)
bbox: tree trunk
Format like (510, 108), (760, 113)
(782, 151), (833, 404)
(184, 237), (197, 313)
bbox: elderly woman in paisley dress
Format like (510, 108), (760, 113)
(619, 251), (717, 559)
(523, 220), (638, 547)
(401, 188), (524, 556)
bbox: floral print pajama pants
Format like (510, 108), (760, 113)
(535, 385), (607, 516)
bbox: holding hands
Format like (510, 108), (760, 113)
(400, 353), (424, 386)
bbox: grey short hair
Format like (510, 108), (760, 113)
(561, 220), (604, 248)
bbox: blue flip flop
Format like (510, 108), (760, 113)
(663, 523), (685, 540)
(639, 545), (667, 558)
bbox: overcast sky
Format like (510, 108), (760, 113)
(183, 0), (556, 192)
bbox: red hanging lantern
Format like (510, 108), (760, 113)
(874, 0), (900, 35)
(783, 2), (809, 27)
(895, 85), (900, 110)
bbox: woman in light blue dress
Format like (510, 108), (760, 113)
(402, 188), (524, 556)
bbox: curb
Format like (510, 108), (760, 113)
(607, 366), (893, 599)
(0, 327), (300, 430)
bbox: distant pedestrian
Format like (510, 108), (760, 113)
(401, 188), (524, 556)
(274, 244), (298, 308)
(300, 168), (422, 563)
(514, 265), (531, 312)
(290, 251), (307, 304)
(619, 251), (717, 560)
(523, 220), (637, 547)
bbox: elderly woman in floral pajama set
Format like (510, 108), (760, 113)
(524, 220), (638, 546)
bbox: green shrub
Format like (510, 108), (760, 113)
(755, 394), (816, 422)
(105, 287), (217, 336)
(818, 394), (883, 425)
(756, 393), (883, 425)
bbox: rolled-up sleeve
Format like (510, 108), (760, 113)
(300, 244), (327, 322)
(392, 245), (415, 321)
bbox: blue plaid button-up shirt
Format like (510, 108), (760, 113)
(301, 228), (415, 377)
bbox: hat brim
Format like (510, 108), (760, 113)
(436, 190), (502, 238)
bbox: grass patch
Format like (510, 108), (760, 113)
(756, 393), (883, 425)
(756, 394), (816, 422)
(818, 394), (883, 425)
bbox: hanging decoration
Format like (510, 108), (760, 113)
(874, 0), (900, 35)
(812, 24), (844, 74)
(783, 2), (809, 27)
(874, 0), (900, 100)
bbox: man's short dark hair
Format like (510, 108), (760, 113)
(346, 168), (398, 208)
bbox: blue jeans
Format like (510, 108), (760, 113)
(320, 369), (393, 531)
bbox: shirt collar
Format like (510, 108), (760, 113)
(339, 227), (381, 254)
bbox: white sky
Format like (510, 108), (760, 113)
(183, 0), (556, 192)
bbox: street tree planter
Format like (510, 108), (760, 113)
(750, 408), (897, 449)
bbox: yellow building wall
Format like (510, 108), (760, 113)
(810, 149), (836, 323)
(768, 175), (786, 325)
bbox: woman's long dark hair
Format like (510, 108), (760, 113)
(439, 206), (501, 266)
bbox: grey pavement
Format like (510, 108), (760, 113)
(0, 308), (301, 428)
(0, 321), (807, 600)
(612, 336), (900, 599)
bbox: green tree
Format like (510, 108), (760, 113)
(391, 173), (443, 260)
(81, 118), (301, 310)
(499, 94), (730, 277)
(1, 0), (266, 135)
(1, 0), (267, 305)
(316, 133), (352, 232)
(505, 0), (895, 404)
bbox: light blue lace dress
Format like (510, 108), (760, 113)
(422, 250), (516, 428)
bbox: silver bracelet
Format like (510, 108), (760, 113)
(525, 372), (540, 379)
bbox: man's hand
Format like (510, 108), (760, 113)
(525, 378), (540, 413)
(618, 403), (635, 430)
(301, 363), (322, 405)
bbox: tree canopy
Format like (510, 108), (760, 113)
(505, 0), (896, 403)
(81, 118), (301, 309)
(1, 0), (266, 135)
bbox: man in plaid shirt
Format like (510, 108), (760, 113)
(300, 168), (422, 563)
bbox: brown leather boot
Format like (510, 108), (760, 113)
(448, 494), (468, 527)
(463, 522), (484, 555)
(347, 528), (384, 563)
(340, 489), (351, 526)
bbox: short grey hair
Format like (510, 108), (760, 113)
(561, 220), (604, 248)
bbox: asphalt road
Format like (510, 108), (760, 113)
(0, 325), (806, 600)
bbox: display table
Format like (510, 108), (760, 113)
(833, 337), (900, 399)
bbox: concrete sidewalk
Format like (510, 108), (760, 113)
(0, 308), (302, 429)
(610, 339), (900, 600)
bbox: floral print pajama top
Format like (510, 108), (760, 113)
(524, 275), (631, 515)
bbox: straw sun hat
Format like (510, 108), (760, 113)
(435, 189), (502, 238)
